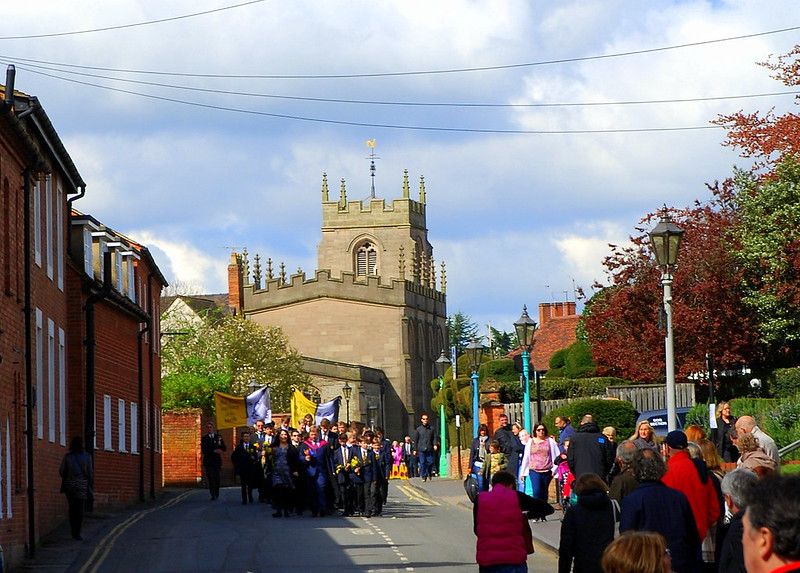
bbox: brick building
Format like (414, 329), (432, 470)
(228, 171), (448, 438)
(1, 67), (166, 567)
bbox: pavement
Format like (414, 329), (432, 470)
(407, 475), (563, 555)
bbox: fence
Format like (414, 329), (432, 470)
(503, 383), (696, 426)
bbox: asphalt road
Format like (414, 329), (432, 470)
(21, 480), (559, 573)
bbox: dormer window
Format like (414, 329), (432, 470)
(356, 242), (378, 277)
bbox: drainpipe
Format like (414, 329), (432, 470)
(66, 185), (87, 258)
(84, 252), (113, 496)
(22, 166), (36, 558)
(147, 274), (156, 499)
(137, 292), (151, 503)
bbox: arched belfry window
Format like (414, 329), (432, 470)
(356, 242), (378, 277)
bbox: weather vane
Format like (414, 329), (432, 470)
(365, 139), (379, 199)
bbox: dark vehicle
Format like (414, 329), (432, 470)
(635, 407), (691, 437)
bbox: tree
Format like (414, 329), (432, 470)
(583, 197), (758, 383)
(732, 157), (800, 365)
(161, 314), (309, 413)
(714, 46), (800, 171)
(447, 311), (479, 354)
(488, 326), (514, 357)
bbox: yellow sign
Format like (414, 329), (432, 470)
(290, 389), (317, 428)
(214, 391), (246, 429)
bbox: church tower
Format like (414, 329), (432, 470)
(232, 164), (447, 437)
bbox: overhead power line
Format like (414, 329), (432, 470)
(13, 64), (725, 135)
(1, 23), (799, 79)
(0, 0), (268, 40)
(4, 56), (798, 109)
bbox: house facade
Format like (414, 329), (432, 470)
(1, 67), (166, 567)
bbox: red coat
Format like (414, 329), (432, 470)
(475, 485), (527, 566)
(662, 451), (720, 540)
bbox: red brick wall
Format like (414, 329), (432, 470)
(162, 412), (239, 487)
(163, 410), (202, 486)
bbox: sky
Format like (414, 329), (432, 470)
(3, 0), (800, 339)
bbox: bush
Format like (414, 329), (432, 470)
(770, 367), (800, 399)
(686, 397), (800, 459)
(564, 340), (597, 378)
(544, 398), (638, 443)
(549, 348), (567, 370)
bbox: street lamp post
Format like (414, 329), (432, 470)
(465, 338), (485, 439)
(648, 208), (684, 432)
(435, 349), (451, 478)
(342, 382), (352, 425)
(514, 305), (537, 432)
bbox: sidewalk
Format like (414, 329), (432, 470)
(406, 475), (562, 555)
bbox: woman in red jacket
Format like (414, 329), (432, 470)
(473, 470), (554, 572)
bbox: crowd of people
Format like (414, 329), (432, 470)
(200, 412), (440, 518)
(472, 405), (799, 573)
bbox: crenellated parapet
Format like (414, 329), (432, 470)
(242, 267), (445, 314)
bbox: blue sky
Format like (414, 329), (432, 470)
(3, 0), (800, 338)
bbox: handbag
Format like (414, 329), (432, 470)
(463, 474), (479, 503)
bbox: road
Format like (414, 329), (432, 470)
(30, 482), (559, 573)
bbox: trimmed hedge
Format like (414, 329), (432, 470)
(543, 398), (638, 443)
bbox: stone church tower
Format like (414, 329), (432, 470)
(228, 169), (447, 438)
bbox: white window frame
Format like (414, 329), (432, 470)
(144, 398), (150, 448)
(45, 176), (53, 279)
(36, 309), (43, 439)
(118, 399), (126, 452)
(130, 402), (138, 454)
(103, 395), (112, 451)
(47, 319), (55, 443)
(83, 227), (93, 276)
(58, 328), (66, 446)
(56, 184), (64, 290)
(33, 179), (41, 267)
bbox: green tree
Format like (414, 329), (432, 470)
(447, 311), (478, 354)
(161, 314), (309, 413)
(488, 326), (514, 358)
(732, 157), (800, 366)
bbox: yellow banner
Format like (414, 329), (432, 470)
(214, 391), (246, 429)
(290, 389), (317, 428)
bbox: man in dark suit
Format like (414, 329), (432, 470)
(365, 438), (391, 516)
(201, 422), (226, 500)
(231, 431), (260, 505)
(403, 436), (418, 477)
(251, 419), (268, 502)
(331, 433), (355, 515)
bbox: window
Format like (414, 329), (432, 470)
(45, 176), (53, 279)
(82, 227), (92, 276)
(144, 399), (150, 448)
(47, 319), (55, 443)
(356, 242), (378, 277)
(33, 179), (41, 267)
(36, 309), (43, 439)
(118, 399), (126, 452)
(103, 395), (112, 450)
(56, 185), (64, 290)
(58, 328), (66, 446)
(130, 402), (138, 454)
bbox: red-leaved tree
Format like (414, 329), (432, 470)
(583, 191), (758, 384)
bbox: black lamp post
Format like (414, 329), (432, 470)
(342, 382), (352, 425)
(648, 208), (684, 432)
